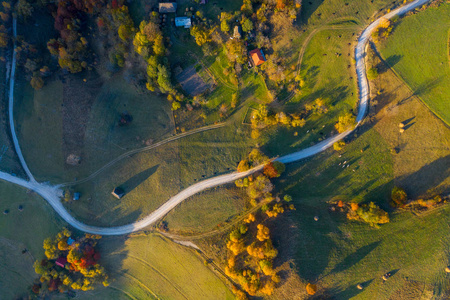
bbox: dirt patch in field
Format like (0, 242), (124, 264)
(62, 73), (103, 165)
(176, 65), (213, 96)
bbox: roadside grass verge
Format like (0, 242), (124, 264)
(0, 181), (64, 299)
(74, 234), (234, 300)
(163, 186), (246, 234)
(378, 3), (450, 125)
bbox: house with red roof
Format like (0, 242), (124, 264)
(249, 49), (266, 67)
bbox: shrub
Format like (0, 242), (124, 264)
(391, 186), (407, 207)
(263, 161), (286, 178)
(306, 283), (317, 295)
(333, 140), (346, 151)
(352, 202), (390, 226)
(367, 67), (379, 80)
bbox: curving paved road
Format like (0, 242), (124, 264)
(0, 0), (430, 235)
(8, 18), (35, 183)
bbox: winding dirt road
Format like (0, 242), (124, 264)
(0, 0), (430, 235)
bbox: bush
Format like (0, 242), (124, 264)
(367, 67), (379, 80)
(335, 113), (356, 133)
(348, 202), (389, 226)
(391, 186), (407, 207)
(263, 161), (285, 178)
(333, 140), (346, 151)
(306, 283), (317, 295)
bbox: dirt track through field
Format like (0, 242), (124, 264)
(1, 0), (432, 235)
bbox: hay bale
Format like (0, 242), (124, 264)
(314, 216), (319, 221)
(445, 267), (450, 273)
(399, 122), (405, 128)
(399, 128), (405, 133)
(357, 284), (363, 290)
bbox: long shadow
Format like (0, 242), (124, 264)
(396, 155), (450, 198)
(376, 54), (402, 73)
(324, 278), (374, 300)
(331, 241), (381, 274)
(120, 165), (159, 195)
(300, 0), (326, 24)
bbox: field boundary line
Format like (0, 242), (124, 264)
(371, 43), (450, 128)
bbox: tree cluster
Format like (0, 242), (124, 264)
(47, 0), (106, 73)
(0, 1), (11, 49)
(346, 202), (390, 226)
(97, 3), (135, 68)
(32, 228), (108, 295)
(224, 195), (293, 297)
(250, 104), (306, 139)
(133, 12), (176, 96)
(371, 17), (394, 43)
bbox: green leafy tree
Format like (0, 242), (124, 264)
(241, 17), (254, 32)
(391, 186), (408, 207)
(335, 113), (356, 133)
(157, 65), (173, 93)
(367, 67), (379, 80)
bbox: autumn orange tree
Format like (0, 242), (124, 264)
(33, 229), (108, 295)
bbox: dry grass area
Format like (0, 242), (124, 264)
(368, 45), (450, 199)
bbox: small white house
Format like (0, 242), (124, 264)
(175, 17), (191, 28)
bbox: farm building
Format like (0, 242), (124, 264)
(249, 48), (267, 66)
(55, 257), (67, 268)
(232, 25), (242, 39)
(175, 17), (192, 28)
(112, 187), (125, 199)
(159, 3), (177, 13)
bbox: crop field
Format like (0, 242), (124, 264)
(379, 3), (450, 125)
(0, 181), (64, 299)
(73, 234), (234, 300)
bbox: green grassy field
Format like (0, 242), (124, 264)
(287, 203), (450, 299)
(379, 3), (450, 125)
(0, 181), (64, 299)
(261, 27), (359, 157)
(73, 234), (234, 300)
(14, 73), (173, 184)
(0, 181), (233, 299)
(164, 186), (246, 234)
(266, 36), (450, 299)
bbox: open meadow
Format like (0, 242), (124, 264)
(0, 182), (64, 299)
(378, 3), (450, 125)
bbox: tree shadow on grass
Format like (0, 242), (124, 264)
(396, 155), (450, 198)
(120, 165), (159, 195)
(300, 0), (325, 24)
(376, 54), (402, 73)
(321, 278), (374, 300)
(330, 241), (381, 274)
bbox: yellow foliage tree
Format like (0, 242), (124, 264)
(306, 283), (317, 295)
(256, 224), (270, 241)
